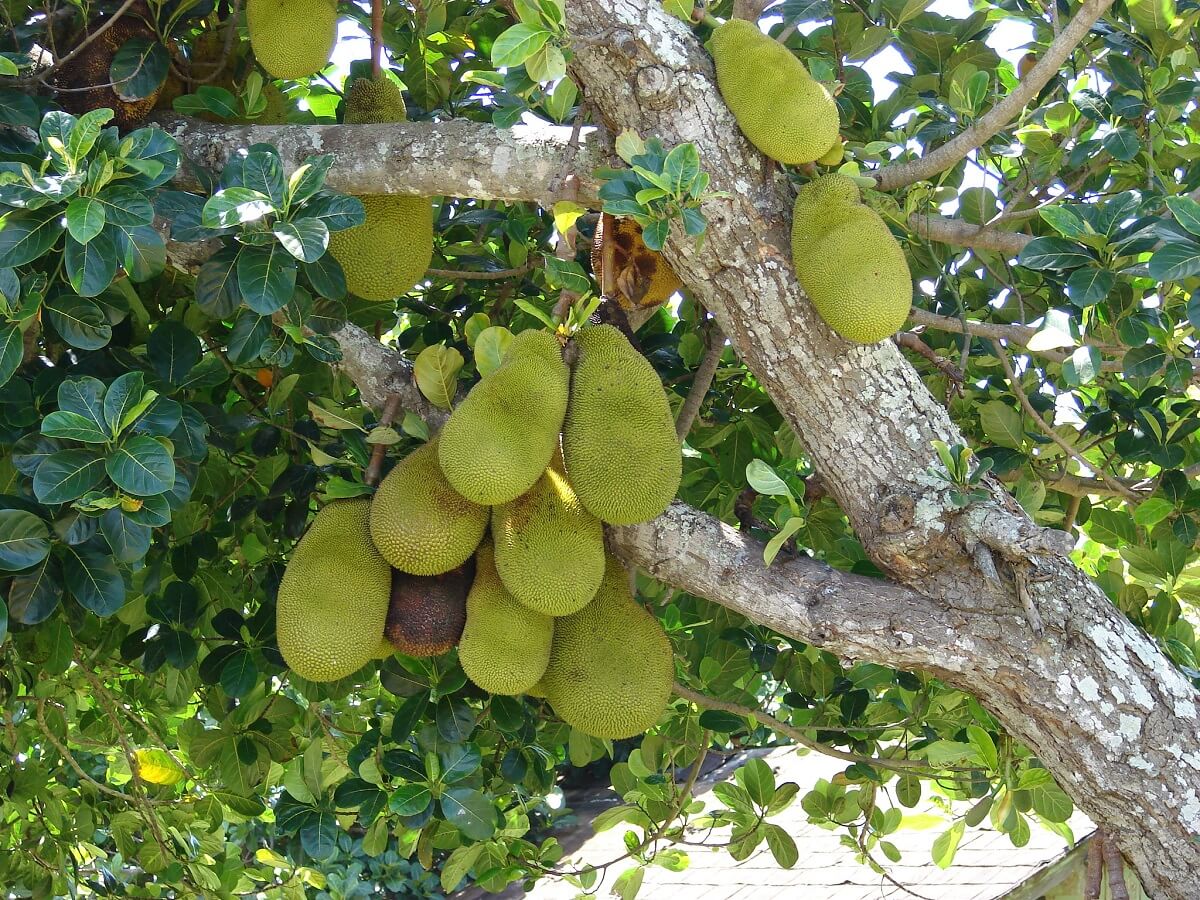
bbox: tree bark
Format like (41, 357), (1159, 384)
(155, 1), (1200, 891)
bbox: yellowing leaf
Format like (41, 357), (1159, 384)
(473, 326), (513, 378)
(552, 201), (587, 235)
(414, 344), (464, 410)
(133, 748), (184, 786)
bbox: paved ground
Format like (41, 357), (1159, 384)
(512, 747), (1095, 900)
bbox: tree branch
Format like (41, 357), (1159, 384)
(160, 116), (609, 205)
(909, 214), (1032, 254)
(676, 324), (724, 440)
(873, 0), (1115, 191)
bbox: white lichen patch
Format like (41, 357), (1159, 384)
(1119, 713), (1143, 740)
(1077, 676), (1101, 702)
(1129, 755), (1156, 773)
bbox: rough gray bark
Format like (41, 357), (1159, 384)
(561, 0), (1199, 894)
(154, 3), (1200, 891)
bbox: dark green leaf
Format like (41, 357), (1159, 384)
(65, 196), (106, 244)
(44, 293), (113, 350)
(334, 778), (385, 810)
(63, 546), (126, 616)
(302, 254), (347, 300)
(698, 709), (747, 732)
(202, 187), (275, 228)
(109, 37), (169, 101)
(1123, 344), (1167, 379)
(389, 783), (432, 816)
(93, 187), (155, 227)
(195, 247), (242, 317)
(1065, 267), (1113, 307)
(273, 218), (329, 262)
(0, 209), (63, 267)
(221, 649), (258, 697)
(106, 435), (176, 496)
(64, 229), (119, 296)
(1016, 237), (1095, 270)
(1149, 242), (1200, 282)
(391, 693), (428, 743)
(299, 811), (338, 859)
(100, 508), (152, 564)
(41, 410), (110, 443)
(148, 321), (201, 384)
(33, 449), (106, 503)
(236, 244), (297, 314)
(0, 509), (51, 572)
(441, 787), (496, 840)
(239, 150), (287, 207)
(436, 697), (476, 743)
(300, 193), (365, 231)
(1101, 127), (1140, 161)
(0, 324), (23, 388)
(116, 223), (166, 282)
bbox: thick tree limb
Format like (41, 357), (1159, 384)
(873, 0), (1115, 191)
(909, 214), (1032, 254)
(160, 116), (608, 205)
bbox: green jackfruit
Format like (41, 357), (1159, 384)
(373, 636), (396, 659)
(541, 556), (674, 739)
(343, 76), (407, 123)
(384, 560), (474, 657)
(247, 0), (336, 80)
(791, 173), (912, 344)
(439, 329), (569, 505)
(370, 438), (488, 576)
(276, 499), (391, 682)
(709, 19), (840, 165)
(816, 139), (844, 167)
(328, 75), (433, 301)
(458, 542), (553, 695)
(492, 451), (604, 617)
(526, 678), (548, 698)
(562, 325), (680, 525)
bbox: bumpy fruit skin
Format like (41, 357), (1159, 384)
(328, 75), (433, 300)
(816, 140), (844, 167)
(343, 76), (407, 123)
(55, 8), (164, 129)
(791, 173), (912, 344)
(709, 19), (840, 165)
(370, 438), (488, 576)
(492, 452), (604, 616)
(458, 542), (553, 695)
(439, 329), (569, 505)
(276, 499), (391, 682)
(591, 214), (684, 311)
(542, 556), (674, 739)
(247, 0), (336, 79)
(384, 560), (474, 657)
(562, 325), (681, 525)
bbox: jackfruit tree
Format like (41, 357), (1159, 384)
(2, 0), (1199, 896)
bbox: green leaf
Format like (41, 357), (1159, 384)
(0, 509), (51, 572)
(1062, 345), (1102, 387)
(698, 709), (747, 733)
(0, 56), (17, 76)
(1149, 242), (1200, 282)
(195, 247), (241, 317)
(299, 811), (338, 859)
(33, 449), (106, 503)
(473, 326), (512, 378)
(1016, 237), (1094, 270)
(93, 187), (154, 227)
(106, 435), (175, 496)
(966, 725), (999, 769)
(0, 209), (64, 267)
(491, 24), (553, 67)
(273, 218), (330, 262)
(41, 410), (110, 443)
(63, 546), (126, 616)
(109, 37), (169, 101)
(100, 508), (152, 564)
(1165, 196), (1200, 237)
(612, 866), (644, 900)
(221, 649), (258, 697)
(1065, 267), (1113, 307)
(148, 321), (201, 385)
(0, 324), (21, 388)
(286, 155), (334, 209)
(102, 371), (147, 436)
(202, 187), (275, 228)
(389, 782), (432, 816)
(764, 516), (804, 567)
(1101, 127), (1140, 161)
(441, 844), (483, 894)
(43, 293), (112, 350)
(65, 196), (106, 244)
(1029, 780), (1073, 823)
(763, 823), (798, 868)
(979, 400), (1023, 448)
(1123, 343), (1166, 379)
(737, 757), (775, 808)
(931, 820), (965, 868)
(663, 143), (701, 197)
(237, 243), (297, 314)
(442, 787), (496, 840)
(414, 344), (463, 409)
(64, 229), (119, 296)
(116, 224), (166, 282)
(1133, 497), (1175, 527)
(746, 459), (791, 497)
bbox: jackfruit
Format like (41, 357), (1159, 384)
(373, 636), (396, 659)
(439, 329), (569, 505)
(276, 499), (391, 682)
(327, 75), (433, 301)
(458, 542), (553, 695)
(54, 4), (164, 129)
(709, 19), (840, 166)
(343, 76), (407, 123)
(492, 451), (604, 616)
(383, 560), (474, 657)
(562, 325), (680, 525)
(541, 556), (674, 739)
(526, 678), (548, 698)
(369, 438), (488, 576)
(791, 173), (912, 344)
(591, 214), (684, 311)
(247, 0), (336, 80)
(816, 140), (844, 167)
(254, 83), (291, 124)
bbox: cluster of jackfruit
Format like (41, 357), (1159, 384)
(247, 0), (337, 80)
(279, 325), (679, 739)
(328, 76), (435, 302)
(709, 19), (841, 166)
(791, 173), (912, 344)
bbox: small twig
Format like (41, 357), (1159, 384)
(1014, 567), (1045, 637)
(370, 0), (384, 79)
(672, 682), (970, 775)
(894, 331), (964, 397)
(676, 323), (724, 441)
(874, 0), (1115, 191)
(425, 261), (536, 280)
(364, 394), (402, 487)
(992, 340), (1140, 502)
(24, 0), (139, 83)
